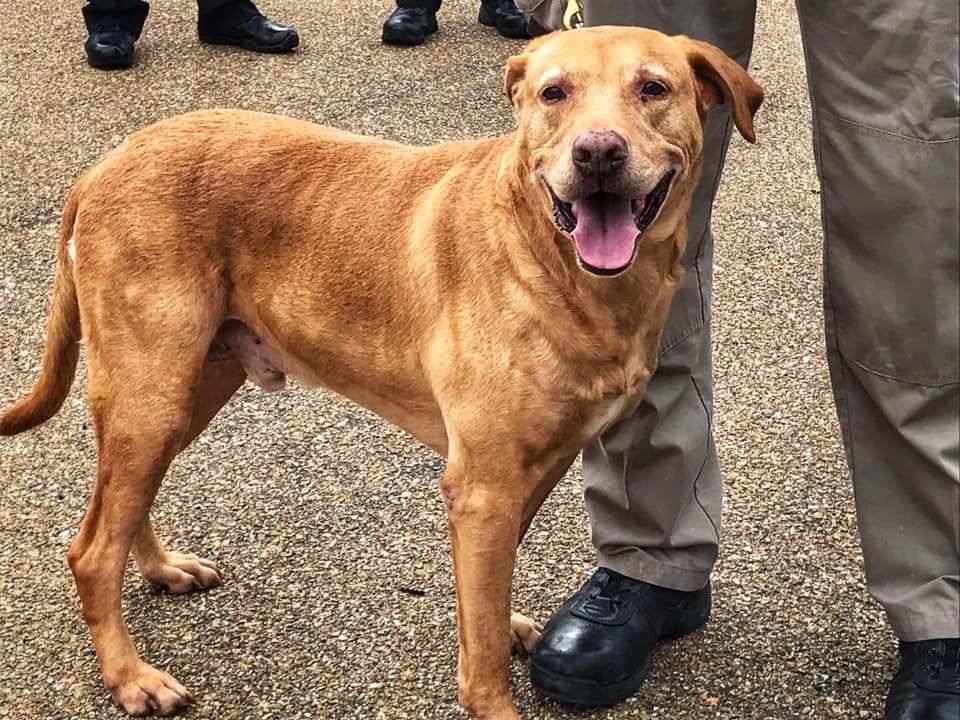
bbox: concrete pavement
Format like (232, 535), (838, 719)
(0, 1), (893, 718)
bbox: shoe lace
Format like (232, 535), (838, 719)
(586, 569), (640, 609)
(925, 639), (960, 678)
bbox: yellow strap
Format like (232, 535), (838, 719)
(563, 0), (584, 29)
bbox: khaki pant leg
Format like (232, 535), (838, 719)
(580, 1), (757, 591)
(796, 0), (960, 640)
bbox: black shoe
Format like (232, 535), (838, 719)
(478, 0), (530, 39)
(84, 26), (136, 69)
(531, 569), (710, 706)
(382, 7), (439, 46)
(198, 1), (299, 54)
(885, 639), (960, 720)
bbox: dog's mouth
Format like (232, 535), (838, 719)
(547, 170), (676, 277)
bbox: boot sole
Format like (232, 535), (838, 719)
(530, 588), (711, 706)
(199, 33), (299, 53)
(530, 655), (652, 707)
(86, 51), (134, 69)
(87, 57), (135, 69)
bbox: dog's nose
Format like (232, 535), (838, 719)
(572, 130), (628, 177)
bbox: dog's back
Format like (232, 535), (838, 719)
(2, 109), (512, 451)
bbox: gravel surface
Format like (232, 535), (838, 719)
(0, 1), (895, 718)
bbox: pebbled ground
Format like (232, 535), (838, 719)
(0, 1), (893, 718)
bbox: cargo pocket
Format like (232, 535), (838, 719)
(817, 114), (959, 386)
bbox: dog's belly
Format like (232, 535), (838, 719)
(207, 319), (449, 453)
(208, 320), (287, 391)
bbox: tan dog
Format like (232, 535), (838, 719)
(1, 27), (761, 719)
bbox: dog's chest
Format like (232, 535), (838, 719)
(582, 393), (637, 441)
(575, 346), (654, 441)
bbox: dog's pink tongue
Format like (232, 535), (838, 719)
(571, 194), (638, 270)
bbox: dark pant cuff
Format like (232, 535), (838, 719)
(83, 0), (149, 37)
(197, 0), (253, 16)
(397, 0), (442, 12)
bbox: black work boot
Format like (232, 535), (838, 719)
(382, 0), (441, 46)
(531, 569), (710, 706)
(885, 639), (960, 720)
(198, 0), (299, 53)
(478, 0), (529, 39)
(85, 27), (136, 68)
(82, 0), (148, 69)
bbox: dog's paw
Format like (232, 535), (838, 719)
(142, 552), (222, 595)
(509, 612), (542, 655)
(107, 662), (193, 716)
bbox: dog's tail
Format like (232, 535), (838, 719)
(0, 190), (81, 436)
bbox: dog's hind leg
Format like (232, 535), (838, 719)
(509, 454), (576, 656)
(132, 358), (246, 595)
(509, 612), (543, 655)
(67, 320), (219, 716)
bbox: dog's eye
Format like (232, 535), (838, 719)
(541, 85), (567, 103)
(640, 81), (668, 98)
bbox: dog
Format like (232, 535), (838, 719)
(1, 26), (761, 719)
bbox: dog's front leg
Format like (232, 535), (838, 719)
(443, 461), (525, 720)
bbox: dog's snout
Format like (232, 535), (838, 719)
(572, 130), (628, 177)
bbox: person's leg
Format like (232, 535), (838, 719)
(82, 0), (148, 36)
(795, 1), (959, 718)
(82, 0), (148, 69)
(196, 0), (235, 13)
(580, 0), (755, 594)
(196, 0), (298, 53)
(531, 1), (758, 706)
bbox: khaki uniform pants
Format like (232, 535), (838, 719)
(581, 0), (960, 641)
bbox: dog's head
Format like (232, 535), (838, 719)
(505, 27), (763, 277)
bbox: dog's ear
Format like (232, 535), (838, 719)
(504, 53), (528, 108)
(504, 32), (562, 108)
(678, 36), (764, 143)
